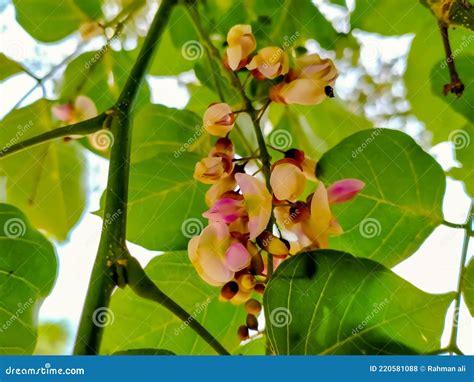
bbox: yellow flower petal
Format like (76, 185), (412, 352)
(235, 173), (272, 239)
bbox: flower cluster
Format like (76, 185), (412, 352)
(224, 24), (337, 105)
(189, 25), (364, 339)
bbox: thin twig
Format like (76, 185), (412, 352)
(438, 21), (464, 96)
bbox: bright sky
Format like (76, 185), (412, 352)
(0, 1), (472, 355)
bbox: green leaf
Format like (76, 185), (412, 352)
(73, 0), (102, 20)
(0, 100), (88, 240)
(97, 104), (211, 251)
(126, 153), (207, 251)
(264, 250), (454, 355)
(113, 349), (175, 355)
(270, 101), (372, 161)
(101, 251), (246, 355)
(431, 55), (474, 124)
(234, 337), (265, 355)
(463, 258), (474, 316)
(131, 104), (210, 164)
(149, 30), (196, 76)
(12, 0), (101, 42)
(316, 129), (445, 267)
(0, 54), (24, 82)
(351, 0), (470, 144)
(60, 49), (150, 114)
(449, 124), (474, 197)
(0, 203), (57, 354)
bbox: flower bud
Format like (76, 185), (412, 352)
(246, 47), (289, 80)
(246, 314), (259, 330)
(220, 281), (239, 300)
(238, 325), (250, 340)
(270, 159), (306, 201)
(225, 24), (256, 71)
(244, 298), (262, 315)
(203, 103), (235, 137)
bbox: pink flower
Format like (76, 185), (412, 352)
(235, 173), (272, 239)
(327, 179), (365, 204)
(203, 197), (245, 224)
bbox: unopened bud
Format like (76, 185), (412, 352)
(220, 281), (239, 300)
(254, 283), (265, 294)
(238, 325), (249, 340)
(246, 314), (259, 330)
(245, 298), (262, 315)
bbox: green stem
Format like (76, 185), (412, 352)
(448, 201), (473, 351)
(125, 257), (230, 355)
(0, 114), (106, 158)
(73, 0), (177, 355)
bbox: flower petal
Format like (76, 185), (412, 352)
(270, 162), (306, 201)
(203, 197), (244, 224)
(235, 173), (272, 239)
(327, 178), (365, 204)
(225, 242), (251, 272)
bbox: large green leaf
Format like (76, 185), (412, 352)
(264, 250), (454, 355)
(449, 124), (474, 197)
(60, 49), (150, 114)
(316, 129), (445, 267)
(101, 251), (246, 355)
(270, 101), (372, 161)
(463, 258), (474, 316)
(351, 0), (469, 144)
(12, 0), (102, 42)
(0, 100), (88, 240)
(96, 104), (210, 251)
(0, 203), (57, 354)
(125, 153), (207, 251)
(0, 54), (23, 82)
